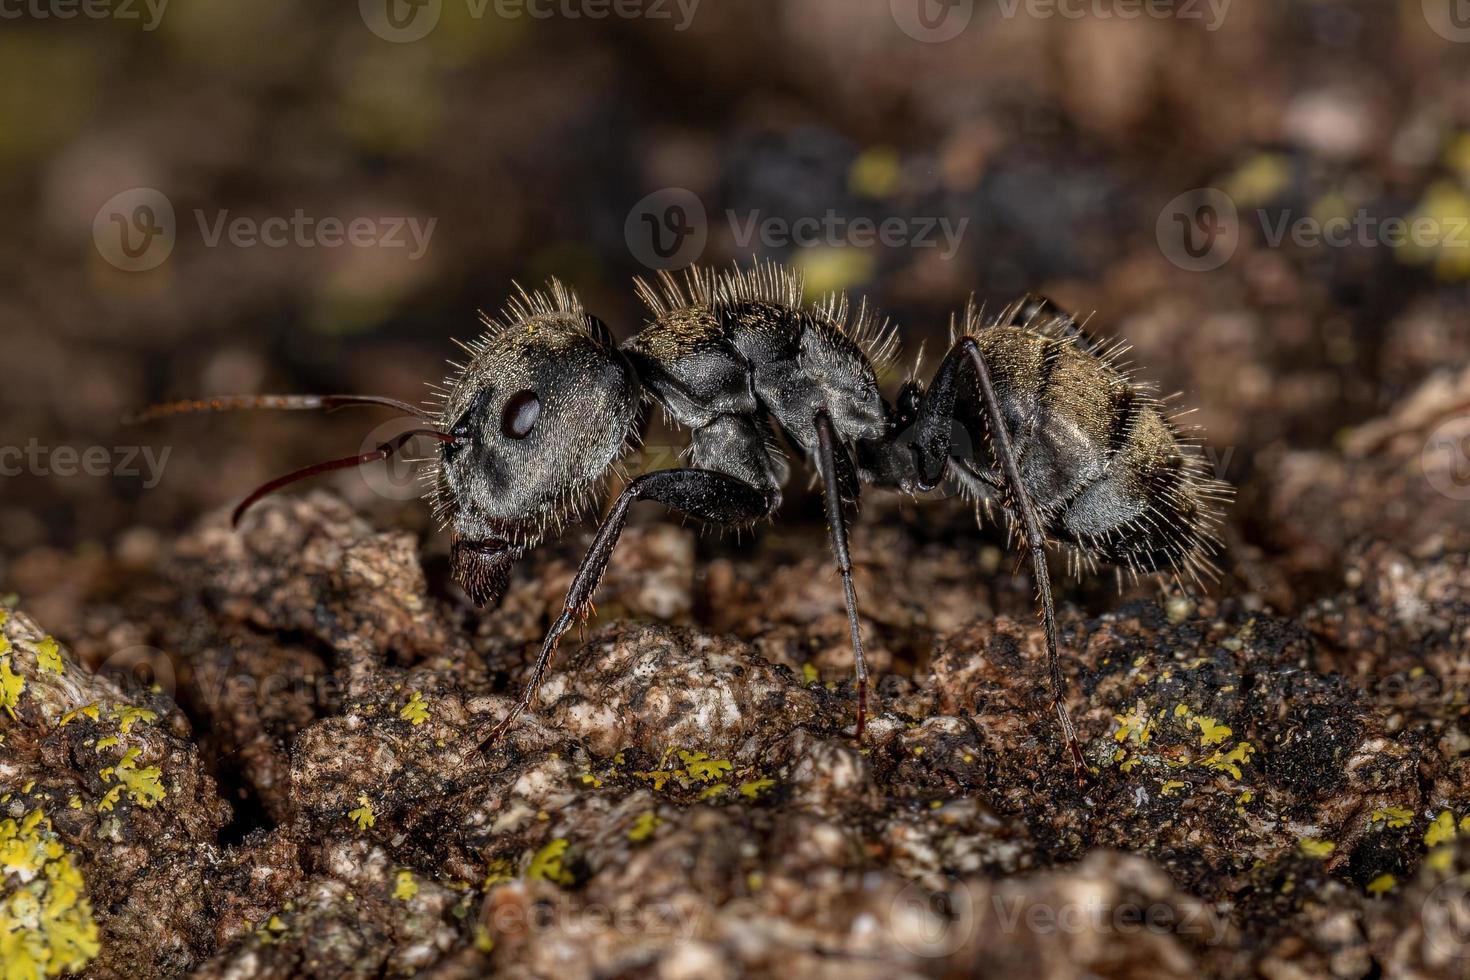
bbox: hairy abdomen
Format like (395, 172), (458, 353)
(971, 327), (1224, 579)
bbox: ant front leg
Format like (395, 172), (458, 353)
(912, 336), (1088, 784)
(813, 412), (870, 742)
(471, 468), (772, 755)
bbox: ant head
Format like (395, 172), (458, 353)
(433, 281), (638, 606)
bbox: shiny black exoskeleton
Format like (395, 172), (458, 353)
(135, 263), (1228, 780)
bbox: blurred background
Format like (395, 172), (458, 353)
(2, 0), (1469, 624)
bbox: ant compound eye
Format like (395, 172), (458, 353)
(501, 390), (541, 439)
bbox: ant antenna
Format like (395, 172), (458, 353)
(123, 394), (438, 425)
(124, 392), (463, 525)
(231, 428), (460, 527)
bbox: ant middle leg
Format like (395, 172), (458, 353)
(471, 468), (772, 755)
(910, 336), (1088, 783)
(813, 412), (870, 741)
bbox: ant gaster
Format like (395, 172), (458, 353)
(132, 263), (1228, 781)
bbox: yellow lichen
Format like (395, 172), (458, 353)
(58, 705), (100, 726)
(678, 751), (732, 782)
(28, 638), (63, 676)
(255, 914), (288, 944)
(393, 870), (418, 901)
(1366, 873), (1397, 896)
(1160, 780), (1186, 796)
(96, 748), (164, 811)
(633, 770), (675, 791)
(94, 737), (118, 751)
(1112, 706), (1154, 745)
(1192, 716), (1232, 746)
(1425, 810), (1458, 847)
(1428, 846), (1456, 872)
(1, 655), (24, 719)
(696, 784), (729, 801)
(398, 691), (430, 726)
(348, 795), (375, 830)
(739, 778), (775, 799)
(577, 772), (602, 788)
(1370, 806), (1412, 829)
(116, 706), (157, 734)
(801, 662), (819, 684)
(482, 859), (514, 888)
(473, 924), (495, 953)
(1203, 742), (1256, 780)
(527, 839), (574, 886)
(0, 809), (101, 977)
(1299, 838), (1335, 858)
(628, 812), (662, 842)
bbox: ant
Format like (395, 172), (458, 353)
(132, 263), (1227, 781)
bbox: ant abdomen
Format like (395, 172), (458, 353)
(961, 316), (1227, 582)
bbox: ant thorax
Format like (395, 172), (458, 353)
(623, 266), (897, 509)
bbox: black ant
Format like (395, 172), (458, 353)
(131, 263), (1228, 781)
